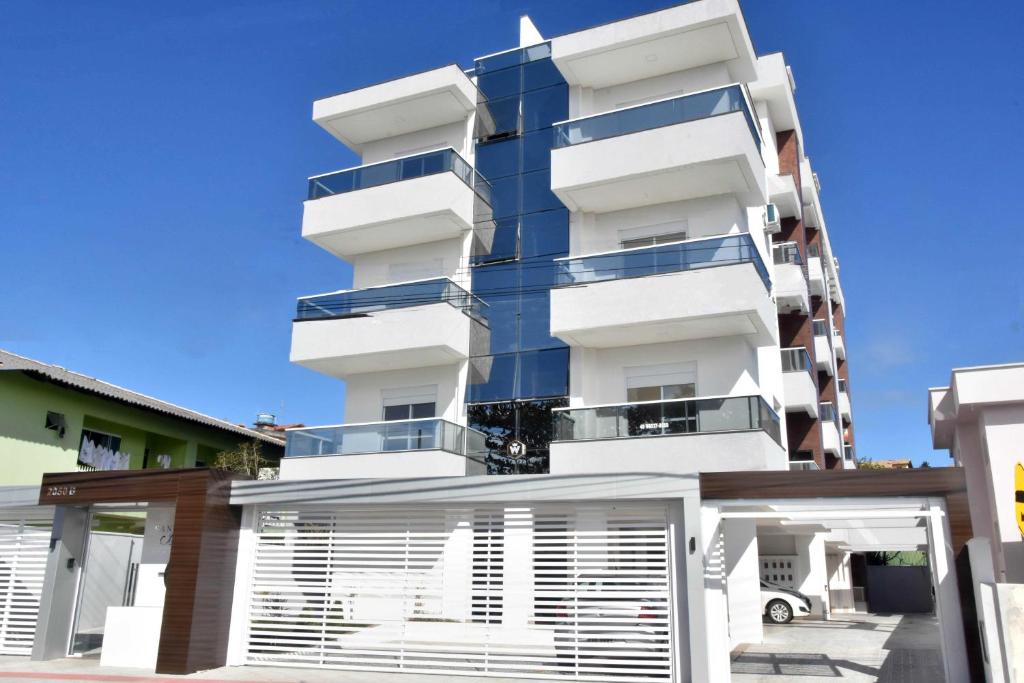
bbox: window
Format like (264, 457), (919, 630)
(618, 221), (689, 250)
(790, 450), (815, 463)
(382, 387), (437, 451)
(812, 319), (829, 336)
(78, 428), (127, 470)
(807, 243), (821, 258)
(626, 383), (696, 402)
(625, 362), (697, 401)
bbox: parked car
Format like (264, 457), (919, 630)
(760, 580), (812, 624)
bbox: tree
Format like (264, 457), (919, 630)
(213, 440), (275, 478)
(854, 458), (888, 470)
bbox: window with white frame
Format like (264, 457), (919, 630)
(618, 220), (688, 250)
(381, 386), (438, 451)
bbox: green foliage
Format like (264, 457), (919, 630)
(868, 550), (928, 567)
(855, 458), (888, 470)
(213, 440), (273, 477)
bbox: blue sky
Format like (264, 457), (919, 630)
(2, 1), (1021, 465)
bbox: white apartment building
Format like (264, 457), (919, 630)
(4, 5), (985, 681)
(239, 2), (862, 680)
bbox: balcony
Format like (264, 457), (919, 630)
(838, 379), (852, 422)
(550, 233), (776, 348)
(789, 460), (820, 472)
(290, 278), (488, 379)
(820, 403), (841, 457)
(833, 329), (846, 359)
(313, 64), (478, 152)
(781, 347), (818, 418)
(280, 419), (486, 480)
(550, 86), (766, 213)
(549, 395), (785, 474)
(812, 320), (833, 376)
(768, 174), (801, 220)
(550, 0), (756, 90)
(807, 254), (827, 298)
(303, 148), (488, 260)
(773, 242), (809, 314)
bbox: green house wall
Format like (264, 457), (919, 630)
(0, 371), (271, 485)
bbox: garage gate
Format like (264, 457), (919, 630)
(0, 509), (52, 655)
(243, 503), (674, 682)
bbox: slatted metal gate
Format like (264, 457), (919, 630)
(244, 503), (673, 681)
(0, 509), (52, 655)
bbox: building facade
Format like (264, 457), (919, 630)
(288, 0), (854, 481)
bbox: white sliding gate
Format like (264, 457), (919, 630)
(243, 503), (673, 682)
(0, 509), (52, 655)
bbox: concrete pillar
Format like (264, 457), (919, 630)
(32, 505), (89, 661)
(795, 533), (829, 616)
(688, 502), (730, 683)
(667, 501), (691, 682)
(927, 499), (969, 683)
(724, 518), (763, 646)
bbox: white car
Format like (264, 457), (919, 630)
(760, 580), (812, 624)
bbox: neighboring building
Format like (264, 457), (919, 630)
(288, 2), (853, 480)
(0, 349), (284, 485)
(929, 363), (1024, 583)
(869, 459), (914, 469)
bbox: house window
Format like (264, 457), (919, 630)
(624, 363), (698, 435)
(620, 230), (689, 250)
(78, 428), (128, 471)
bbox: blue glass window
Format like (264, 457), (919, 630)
(520, 209), (569, 259)
(523, 57), (563, 92)
(518, 291), (558, 352)
(477, 67), (520, 100)
(487, 175), (520, 219)
(518, 348), (569, 399)
(521, 169), (560, 214)
(468, 353), (517, 403)
(522, 129), (552, 173)
(475, 137), (520, 181)
(481, 95), (520, 138)
(522, 84), (568, 132)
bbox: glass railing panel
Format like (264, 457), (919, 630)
(812, 320), (829, 337)
(780, 347), (813, 374)
(789, 461), (820, 471)
(296, 278), (487, 325)
(555, 233), (769, 291)
(285, 419), (465, 457)
(819, 403), (838, 423)
(308, 148), (491, 203)
(553, 395), (781, 446)
(553, 85), (760, 152)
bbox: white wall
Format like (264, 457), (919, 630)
(343, 363), (465, 423)
(582, 63), (732, 117)
(757, 534), (796, 555)
(571, 195), (749, 256)
(569, 337), (761, 407)
(360, 120), (471, 165)
(724, 519), (763, 647)
(350, 236), (469, 290)
(826, 552), (855, 613)
(795, 533), (829, 616)
(979, 404), (1024, 582)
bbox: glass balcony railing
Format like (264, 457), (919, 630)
(781, 347), (813, 374)
(772, 241), (803, 265)
(307, 148), (491, 205)
(837, 378), (849, 394)
(812, 319), (829, 337)
(552, 395), (781, 446)
(553, 84), (761, 152)
(296, 277), (488, 325)
(285, 419), (467, 457)
(844, 444), (855, 461)
(789, 460), (820, 471)
(554, 233), (770, 290)
(820, 402), (838, 423)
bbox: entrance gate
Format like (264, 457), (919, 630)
(243, 503), (674, 682)
(0, 509), (52, 655)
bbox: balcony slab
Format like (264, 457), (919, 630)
(551, 262), (776, 348)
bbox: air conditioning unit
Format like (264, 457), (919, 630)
(765, 203), (781, 233)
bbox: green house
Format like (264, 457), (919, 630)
(0, 349), (284, 485)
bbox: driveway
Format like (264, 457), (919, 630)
(731, 613), (944, 682)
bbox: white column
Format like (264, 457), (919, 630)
(689, 501), (730, 683)
(724, 518), (763, 646)
(795, 533), (829, 616)
(927, 499), (969, 683)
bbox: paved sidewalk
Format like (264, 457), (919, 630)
(0, 656), (549, 683)
(731, 613), (944, 683)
